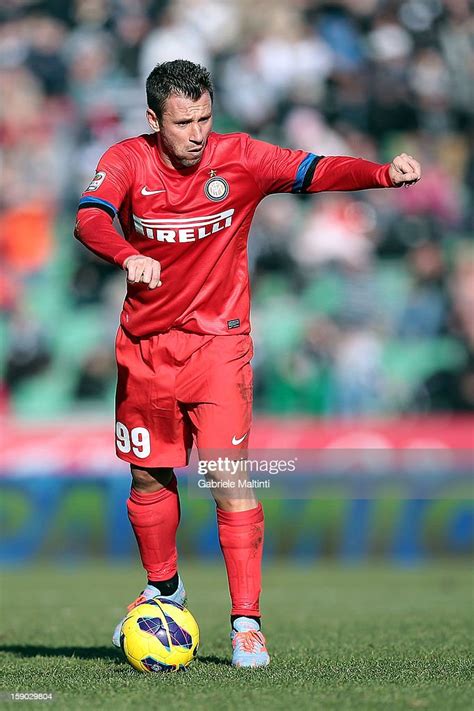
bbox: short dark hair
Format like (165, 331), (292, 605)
(146, 59), (214, 120)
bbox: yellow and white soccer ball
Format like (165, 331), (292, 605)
(120, 598), (199, 672)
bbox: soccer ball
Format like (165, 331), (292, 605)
(120, 597), (199, 672)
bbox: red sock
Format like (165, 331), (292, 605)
(127, 475), (180, 581)
(217, 503), (264, 617)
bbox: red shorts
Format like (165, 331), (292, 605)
(115, 327), (253, 467)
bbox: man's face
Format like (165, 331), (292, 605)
(147, 91), (213, 169)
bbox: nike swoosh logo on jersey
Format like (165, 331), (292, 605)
(232, 433), (248, 446)
(141, 187), (166, 195)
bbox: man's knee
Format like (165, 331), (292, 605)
(213, 495), (258, 512)
(131, 466), (174, 492)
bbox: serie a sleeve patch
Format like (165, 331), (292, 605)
(86, 171), (107, 192)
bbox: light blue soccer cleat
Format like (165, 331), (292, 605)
(112, 575), (187, 647)
(231, 617), (270, 668)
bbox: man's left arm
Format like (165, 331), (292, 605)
(242, 136), (421, 194)
(308, 152), (421, 192)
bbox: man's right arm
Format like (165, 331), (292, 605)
(74, 144), (162, 288)
(74, 207), (140, 267)
(75, 209), (162, 288)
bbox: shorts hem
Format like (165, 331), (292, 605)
(115, 451), (189, 469)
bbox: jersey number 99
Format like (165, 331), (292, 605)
(116, 422), (151, 458)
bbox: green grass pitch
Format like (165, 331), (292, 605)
(1, 562), (472, 710)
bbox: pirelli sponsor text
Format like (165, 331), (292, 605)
(133, 209), (235, 243)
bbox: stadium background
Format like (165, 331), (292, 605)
(1, 0), (473, 567)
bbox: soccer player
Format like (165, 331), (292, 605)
(74, 59), (421, 668)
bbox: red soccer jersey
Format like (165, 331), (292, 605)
(75, 131), (393, 337)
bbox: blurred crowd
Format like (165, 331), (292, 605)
(1, 0), (473, 418)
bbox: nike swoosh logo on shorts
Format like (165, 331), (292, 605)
(232, 433), (248, 446)
(141, 186), (166, 195)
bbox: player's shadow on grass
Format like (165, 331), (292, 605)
(0, 645), (122, 663)
(0, 646), (229, 667)
(196, 655), (228, 666)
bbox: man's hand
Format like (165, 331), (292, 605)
(389, 153), (421, 187)
(123, 255), (162, 288)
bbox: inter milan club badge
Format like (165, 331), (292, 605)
(204, 175), (229, 202)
